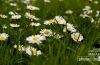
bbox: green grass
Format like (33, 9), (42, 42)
(0, 0), (100, 65)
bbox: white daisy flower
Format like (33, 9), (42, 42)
(14, 44), (25, 51)
(44, 0), (51, 3)
(25, 46), (32, 55)
(0, 33), (9, 41)
(53, 32), (63, 39)
(71, 32), (83, 42)
(10, 24), (20, 28)
(30, 22), (41, 27)
(36, 50), (42, 56)
(80, 14), (90, 18)
(9, 3), (17, 7)
(0, 14), (8, 18)
(25, 12), (40, 21)
(54, 16), (66, 25)
(67, 23), (77, 33)
(89, 0), (93, 2)
(40, 29), (53, 36)
(27, 5), (40, 10)
(94, 1), (99, 4)
(44, 19), (56, 25)
(21, 0), (30, 4)
(8, 11), (15, 15)
(11, 14), (21, 19)
(82, 6), (93, 15)
(25, 46), (42, 56)
(26, 35), (46, 44)
(65, 10), (73, 14)
(63, 26), (67, 32)
(2, 25), (7, 29)
(95, 10), (100, 17)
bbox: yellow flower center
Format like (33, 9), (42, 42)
(73, 34), (79, 41)
(30, 14), (35, 18)
(32, 36), (40, 40)
(0, 36), (6, 40)
(48, 19), (55, 23)
(30, 6), (33, 10)
(32, 49), (37, 55)
(44, 30), (49, 34)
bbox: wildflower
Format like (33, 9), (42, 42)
(25, 12), (40, 21)
(63, 26), (67, 32)
(54, 33), (63, 39)
(8, 11), (15, 15)
(2, 25), (7, 29)
(0, 33), (9, 41)
(14, 44), (25, 51)
(30, 22), (41, 27)
(10, 24), (20, 28)
(40, 29), (53, 36)
(44, 19), (56, 25)
(71, 32), (83, 42)
(80, 14), (90, 18)
(0, 14), (8, 18)
(82, 6), (93, 15)
(44, 0), (51, 3)
(31, 48), (42, 56)
(95, 10), (100, 17)
(54, 16), (66, 25)
(89, 0), (93, 2)
(26, 34), (46, 44)
(65, 10), (73, 14)
(21, 0), (30, 4)
(27, 5), (40, 10)
(9, 3), (17, 7)
(11, 14), (21, 19)
(67, 23), (77, 33)
(25, 46), (42, 56)
(94, 1), (99, 4)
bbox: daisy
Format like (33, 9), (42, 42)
(30, 22), (41, 27)
(95, 10), (100, 17)
(67, 23), (77, 33)
(14, 44), (25, 51)
(10, 24), (20, 28)
(65, 10), (73, 14)
(0, 14), (8, 18)
(31, 48), (42, 56)
(94, 1), (99, 4)
(25, 46), (42, 56)
(25, 46), (32, 55)
(21, 0), (30, 4)
(25, 12), (40, 21)
(9, 3), (17, 7)
(40, 29), (53, 36)
(53, 32), (63, 39)
(26, 5), (40, 11)
(44, 19), (56, 25)
(2, 25), (7, 29)
(82, 6), (93, 15)
(0, 33), (9, 41)
(71, 32), (83, 42)
(54, 16), (66, 25)
(11, 14), (21, 19)
(26, 34), (46, 44)
(8, 11), (15, 15)
(44, 0), (51, 3)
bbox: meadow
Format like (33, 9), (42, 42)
(0, 0), (100, 65)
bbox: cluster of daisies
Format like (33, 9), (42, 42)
(0, 0), (100, 56)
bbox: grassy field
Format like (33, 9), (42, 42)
(0, 0), (100, 65)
